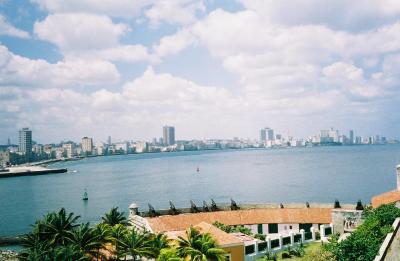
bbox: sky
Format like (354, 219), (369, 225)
(1, 0), (400, 144)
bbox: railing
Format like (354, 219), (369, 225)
(271, 239), (280, 249)
(244, 223), (335, 261)
(282, 236), (291, 245)
(294, 234), (301, 243)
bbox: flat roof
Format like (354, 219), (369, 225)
(146, 207), (332, 232)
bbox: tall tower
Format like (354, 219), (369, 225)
(163, 126), (175, 146)
(259, 128), (266, 142)
(397, 165), (400, 191)
(349, 130), (354, 145)
(18, 128), (32, 161)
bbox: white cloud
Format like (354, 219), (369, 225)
(31, 0), (153, 18)
(238, 0), (400, 31)
(153, 29), (196, 57)
(145, 0), (205, 27)
(0, 15), (29, 38)
(34, 13), (127, 52)
(31, 0), (206, 26)
(0, 45), (120, 87)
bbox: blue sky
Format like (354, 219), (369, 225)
(1, 0), (400, 144)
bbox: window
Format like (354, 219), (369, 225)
(268, 223), (278, 233)
(289, 225), (292, 229)
(299, 223), (313, 233)
(257, 224), (263, 234)
(225, 254), (231, 261)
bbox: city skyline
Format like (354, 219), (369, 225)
(1, 1), (400, 143)
(1, 125), (395, 146)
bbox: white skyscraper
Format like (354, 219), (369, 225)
(19, 127), (32, 161)
(81, 137), (93, 154)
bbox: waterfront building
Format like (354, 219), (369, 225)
(259, 129), (266, 142)
(259, 127), (274, 143)
(115, 142), (129, 154)
(81, 137), (93, 155)
(163, 126), (175, 146)
(349, 130), (354, 144)
(135, 141), (148, 153)
(18, 127), (32, 161)
(320, 128), (339, 143)
(129, 202), (345, 261)
(266, 127), (274, 141)
(62, 143), (75, 158)
(107, 136), (112, 146)
(55, 147), (65, 159)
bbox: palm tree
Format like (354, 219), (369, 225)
(42, 208), (80, 246)
(150, 233), (169, 258)
(102, 207), (127, 226)
(47, 244), (89, 261)
(119, 228), (155, 261)
(110, 224), (129, 259)
(68, 223), (102, 258)
(157, 248), (183, 261)
(93, 223), (113, 260)
(177, 226), (226, 261)
(20, 240), (50, 261)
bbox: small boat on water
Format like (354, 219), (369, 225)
(196, 167), (200, 172)
(82, 189), (88, 201)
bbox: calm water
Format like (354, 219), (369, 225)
(1, 145), (400, 236)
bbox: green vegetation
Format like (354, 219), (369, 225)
(20, 208), (225, 261)
(177, 226), (226, 261)
(323, 203), (400, 261)
(213, 221), (253, 235)
(259, 242), (332, 261)
(102, 207), (128, 226)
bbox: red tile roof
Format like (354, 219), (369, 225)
(371, 190), (400, 208)
(146, 208), (332, 232)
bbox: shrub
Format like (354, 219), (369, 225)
(264, 250), (277, 260)
(254, 233), (266, 240)
(325, 203), (400, 261)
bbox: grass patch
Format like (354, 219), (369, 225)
(258, 242), (329, 261)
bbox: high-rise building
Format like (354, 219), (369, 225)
(259, 129), (266, 142)
(259, 127), (274, 142)
(163, 126), (175, 146)
(62, 143), (75, 158)
(81, 137), (93, 154)
(7, 137), (11, 146)
(349, 130), (354, 144)
(266, 127), (274, 141)
(107, 136), (112, 146)
(19, 127), (32, 161)
(320, 128), (339, 143)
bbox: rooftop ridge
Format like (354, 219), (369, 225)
(136, 202), (356, 218)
